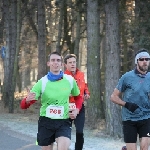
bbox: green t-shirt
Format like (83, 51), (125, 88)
(30, 74), (80, 119)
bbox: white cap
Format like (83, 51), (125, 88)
(135, 52), (150, 64)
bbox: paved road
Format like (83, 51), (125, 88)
(0, 124), (41, 150)
(0, 113), (127, 150)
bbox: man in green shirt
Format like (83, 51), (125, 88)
(20, 51), (82, 150)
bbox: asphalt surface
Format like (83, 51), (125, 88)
(0, 124), (41, 150)
(0, 113), (127, 150)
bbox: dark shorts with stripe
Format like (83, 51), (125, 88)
(37, 116), (72, 146)
(122, 118), (150, 143)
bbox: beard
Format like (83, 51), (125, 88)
(138, 63), (149, 72)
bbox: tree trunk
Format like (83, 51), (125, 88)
(134, 0), (150, 52)
(120, 0), (128, 74)
(74, 1), (82, 67)
(87, 0), (102, 126)
(21, 0), (38, 39)
(8, 0), (17, 113)
(37, 0), (47, 79)
(12, 0), (21, 94)
(105, 0), (122, 137)
(56, 0), (64, 53)
(0, 2), (4, 45)
(2, 0), (10, 108)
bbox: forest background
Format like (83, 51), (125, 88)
(0, 0), (149, 139)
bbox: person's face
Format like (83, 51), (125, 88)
(65, 57), (76, 73)
(47, 54), (62, 74)
(137, 57), (150, 73)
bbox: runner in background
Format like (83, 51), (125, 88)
(64, 54), (90, 150)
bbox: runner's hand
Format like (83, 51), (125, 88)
(84, 94), (90, 100)
(124, 102), (139, 113)
(26, 87), (30, 93)
(69, 108), (79, 119)
(26, 92), (36, 102)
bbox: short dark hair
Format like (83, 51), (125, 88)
(48, 51), (63, 61)
(135, 48), (149, 57)
(64, 54), (77, 64)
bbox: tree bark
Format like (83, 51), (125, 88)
(87, 0), (102, 126)
(56, 0), (64, 53)
(2, 0), (10, 108)
(134, 0), (150, 52)
(8, 0), (17, 113)
(74, 1), (82, 67)
(37, 0), (47, 79)
(105, 0), (122, 137)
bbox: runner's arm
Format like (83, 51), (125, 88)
(20, 97), (36, 109)
(110, 88), (125, 106)
(84, 83), (90, 100)
(74, 95), (82, 112)
(84, 83), (90, 95)
(20, 79), (42, 109)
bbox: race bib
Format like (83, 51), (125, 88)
(46, 105), (64, 119)
(69, 103), (76, 109)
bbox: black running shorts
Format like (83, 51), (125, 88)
(37, 116), (71, 146)
(123, 118), (150, 143)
